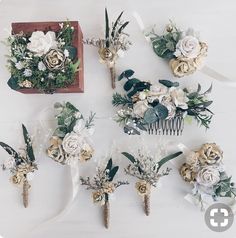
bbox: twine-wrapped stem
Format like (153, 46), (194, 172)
(103, 194), (110, 228)
(23, 179), (30, 208)
(109, 65), (116, 89)
(144, 193), (150, 216)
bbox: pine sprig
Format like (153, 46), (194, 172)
(85, 112), (96, 129)
(112, 93), (132, 107)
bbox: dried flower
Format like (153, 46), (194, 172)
(44, 49), (65, 70)
(135, 180), (151, 196)
(19, 80), (32, 88)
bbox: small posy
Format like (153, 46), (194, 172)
(179, 143), (236, 210)
(0, 124), (37, 208)
(47, 102), (95, 165)
(80, 158), (129, 228)
(84, 8), (131, 89)
(147, 22), (208, 78)
(112, 70), (213, 135)
(122, 149), (182, 215)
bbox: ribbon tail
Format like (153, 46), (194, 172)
(201, 65), (236, 87)
(24, 160), (80, 237)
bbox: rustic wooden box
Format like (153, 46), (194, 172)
(11, 21), (84, 94)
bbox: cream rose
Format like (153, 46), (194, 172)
(79, 143), (94, 161)
(160, 95), (176, 119)
(133, 100), (150, 118)
(169, 58), (196, 78)
(27, 31), (57, 56)
(174, 35), (201, 59)
(44, 49), (65, 70)
(198, 143), (223, 166)
(135, 180), (151, 196)
(196, 167), (220, 187)
(92, 190), (105, 205)
(169, 87), (189, 109)
(62, 132), (83, 155)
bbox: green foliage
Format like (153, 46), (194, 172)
(105, 158), (119, 182)
(186, 84), (213, 129)
(111, 11), (124, 38)
(0, 142), (19, 163)
(143, 108), (158, 123)
(150, 29), (181, 60)
(85, 112), (96, 129)
(112, 93), (132, 107)
(105, 8), (110, 48)
(22, 124), (35, 162)
(7, 77), (20, 90)
(118, 69), (135, 81)
(121, 152), (143, 174)
(157, 151), (182, 170)
(159, 79), (179, 88)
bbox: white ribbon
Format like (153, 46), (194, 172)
(133, 11), (236, 87)
(168, 142), (236, 213)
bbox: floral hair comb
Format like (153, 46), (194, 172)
(0, 124), (37, 208)
(80, 158), (129, 228)
(47, 102), (95, 165)
(122, 150), (182, 215)
(84, 8), (131, 89)
(112, 69), (213, 135)
(180, 143), (236, 210)
(147, 22), (208, 78)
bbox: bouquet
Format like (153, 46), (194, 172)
(112, 69), (213, 135)
(180, 143), (236, 210)
(85, 8), (131, 89)
(0, 124), (37, 207)
(122, 150), (182, 215)
(148, 22), (208, 78)
(6, 21), (82, 93)
(80, 158), (129, 228)
(47, 102), (95, 165)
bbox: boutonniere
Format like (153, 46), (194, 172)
(122, 150), (182, 215)
(47, 102), (95, 165)
(85, 8), (131, 89)
(0, 125), (37, 207)
(6, 20), (82, 94)
(180, 143), (236, 210)
(147, 22), (208, 78)
(112, 69), (213, 135)
(80, 158), (129, 228)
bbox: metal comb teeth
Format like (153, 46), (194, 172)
(147, 116), (184, 136)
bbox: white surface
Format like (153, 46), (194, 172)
(0, 0), (236, 238)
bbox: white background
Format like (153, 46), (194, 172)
(0, 0), (236, 237)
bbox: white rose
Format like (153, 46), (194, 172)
(27, 31), (57, 56)
(26, 172), (34, 181)
(73, 120), (84, 133)
(3, 157), (15, 170)
(138, 91), (147, 100)
(196, 167), (220, 187)
(174, 35), (201, 59)
(38, 61), (46, 71)
(62, 132), (83, 155)
(169, 87), (189, 109)
(149, 83), (168, 96)
(133, 100), (150, 118)
(160, 96), (176, 119)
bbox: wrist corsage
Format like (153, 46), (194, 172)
(85, 8), (131, 89)
(148, 22), (208, 78)
(122, 150), (182, 215)
(180, 143), (236, 210)
(0, 125), (37, 208)
(80, 158), (129, 228)
(112, 69), (213, 135)
(47, 102), (95, 165)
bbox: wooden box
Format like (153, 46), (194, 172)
(11, 21), (84, 94)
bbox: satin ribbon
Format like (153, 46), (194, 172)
(133, 11), (236, 87)
(168, 141), (236, 213)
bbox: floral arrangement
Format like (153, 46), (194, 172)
(80, 158), (129, 228)
(0, 124), (37, 208)
(6, 21), (80, 93)
(180, 143), (236, 210)
(47, 102), (95, 165)
(147, 22), (208, 78)
(84, 8), (131, 89)
(122, 150), (182, 215)
(112, 69), (213, 135)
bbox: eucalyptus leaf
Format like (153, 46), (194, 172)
(154, 104), (168, 120)
(123, 78), (140, 91)
(144, 108), (158, 124)
(157, 151), (182, 170)
(159, 79), (179, 88)
(118, 69), (135, 81)
(8, 77), (21, 90)
(65, 46), (77, 60)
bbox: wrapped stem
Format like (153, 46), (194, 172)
(109, 65), (116, 89)
(22, 179), (30, 208)
(103, 194), (110, 229)
(144, 193), (150, 216)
